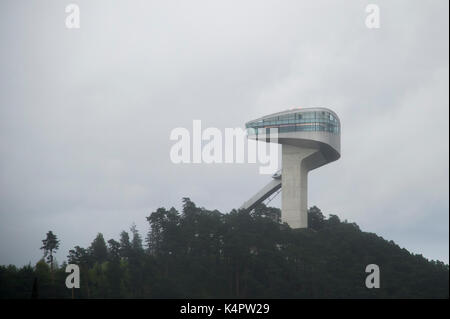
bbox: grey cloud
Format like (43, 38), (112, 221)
(0, 0), (448, 265)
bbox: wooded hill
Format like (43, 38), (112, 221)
(1, 198), (448, 298)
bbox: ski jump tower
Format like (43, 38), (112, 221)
(241, 107), (341, 228)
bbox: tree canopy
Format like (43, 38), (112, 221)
(1, 200), (448, 299)
(40, 231), (60, 272)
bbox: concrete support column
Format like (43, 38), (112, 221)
(281, 144), (317, 228)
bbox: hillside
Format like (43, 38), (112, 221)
(0, 198), (448, 299)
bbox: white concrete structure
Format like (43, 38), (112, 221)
(241, 107), (341, 228)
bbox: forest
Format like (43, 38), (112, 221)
(0, 198), (448, 299)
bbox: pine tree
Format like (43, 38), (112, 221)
(130, 224), (144, 253)
(89, 233), (108, 263)
(119, 231), (132, 259)
(40, 231), (60, 272)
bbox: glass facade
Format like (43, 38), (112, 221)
(246, 110), (340, 136)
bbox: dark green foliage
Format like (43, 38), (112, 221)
(40, 231), (60, 271)
(90, 233), (108, 264)
(0, 200), (448, 299)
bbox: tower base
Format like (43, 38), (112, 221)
(281, 144), (317, 228)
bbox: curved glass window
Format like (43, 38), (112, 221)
(246, 111), (340, 135)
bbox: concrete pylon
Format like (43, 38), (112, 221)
(281, 145), (318, 228)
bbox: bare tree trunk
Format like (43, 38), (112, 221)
(50, 251), (54, 283)
(50, 251), (53, 272)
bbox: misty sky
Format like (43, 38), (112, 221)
(0, 0), (448, 266)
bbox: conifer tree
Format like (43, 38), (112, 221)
(40, 231), (60, 272)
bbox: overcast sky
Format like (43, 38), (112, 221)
(0, 0), (448, 266)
